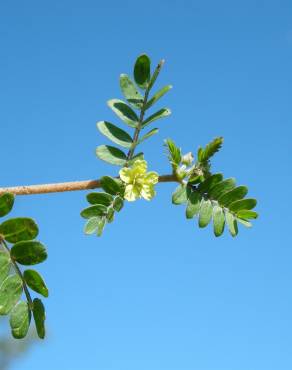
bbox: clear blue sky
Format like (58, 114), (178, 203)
(0, 1), (291, 369)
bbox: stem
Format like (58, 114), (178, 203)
(126, 59), (164, 162)
(0, 174), (177, 196)
(1, 240), (33, 309)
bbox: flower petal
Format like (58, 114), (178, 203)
(132, 160), (147, 175)
(119, 168), (133, 183)
(124, 184), (140, 201)
(141, 184), (156, 200)
(144, 171), (159, 185)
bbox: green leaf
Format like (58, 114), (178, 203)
(106, 208), (114, 223)
(97, 217), (106, 237)
(86, 192), (113, 206)
(138, 128), (159, 144)
(172, 185), (188, 205)
(164, 138), (181, 168)
(213, 206), (225, 237)
(197, 173), (223, 193)
(23, 270), (49, 298)
(113, 196), (124, 212)
(97, 121), (133, 148)
(208, 178), (236, 200)
(237, 210), (258, 219)
(119, 74), (143, 109)
(198, 137), (223, 162)
(0, 193), (14, 217)
(225, 211), (238, 237)
(107, 99), (139, 128)
(134, 54), (151, 89)
(80, 205), (108, 219)
(128, 152), (144, 165)
(142, 108), (171, 127)
(11, 241), (47, 266)
(32, 298), (45, 339)
(9, 301), (31, 339)
(0, 218), (39, 244)
(0, 275), (23, 315)
(217, 186), (248, 206)
(145, 85), (172, 110)
(96, 145), (127, 166)
(100, 176), (123, 195)
(186, 192), (202, 219)
(0, 251), (10, 285)
(84, 217), (101, 235)
(229, 198), (257, 212)
(236, 218), (252, 227)
(198, 199), (212, 228)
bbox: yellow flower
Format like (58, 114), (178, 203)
(119, 160), (159, 202)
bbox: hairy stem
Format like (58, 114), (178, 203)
(0, 174), (177, 196)
(1, 240), (33, 309)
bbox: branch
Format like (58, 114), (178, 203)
(0, 174), (177, 196)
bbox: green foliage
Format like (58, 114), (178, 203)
(0, 195), (48, 340)
(171, 173), (258, 237)
(0, 194), (14, 217)
(11, 241), (47, 265)
(0, 251), (10, 284)
(9, 301), (31, 339)
(197, 137), (223, 163)
(95, 54), (171, 168)
(164, 138), (182, 171)
(0, 275), (23, 315)
(145, 85), (172, 110)
(81, 176), (124, 237)
(97, 121), (133, 148)
(142, 108), (171, 127)
(23, 270), (49, 298)
(134, 54), (151, 89)
(32, 298), (45, 339)
(0, 218), (39, 243)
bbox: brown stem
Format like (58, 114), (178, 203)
(0, 174), (177, 196)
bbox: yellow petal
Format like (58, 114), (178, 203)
(143, 171), (159, 185)
(124, 184), (140, 201)
(141, 184), (156, 200)
(132, 159), (147, 175)
(119, 168), (133, 184)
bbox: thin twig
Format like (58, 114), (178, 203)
(0, 174), (177, 196)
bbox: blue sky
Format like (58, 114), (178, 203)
(0, 1), (291, 369)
